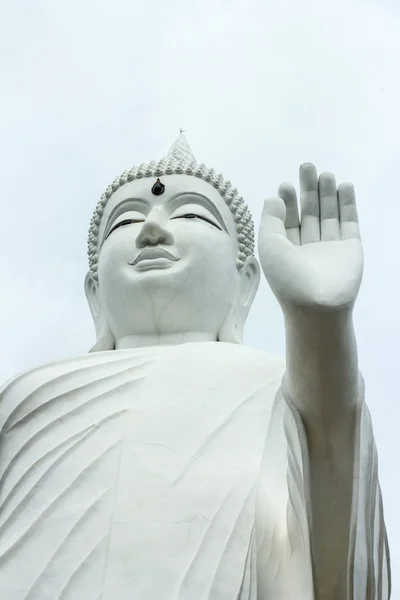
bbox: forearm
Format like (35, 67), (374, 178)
(283, 306), (361, 598)
(283, 305), (360, 432)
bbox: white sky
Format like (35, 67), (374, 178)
(1, 0), (399, 593)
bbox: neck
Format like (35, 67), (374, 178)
(115, 331), (217, 349)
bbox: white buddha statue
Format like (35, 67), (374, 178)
(0, 135), (390, 599)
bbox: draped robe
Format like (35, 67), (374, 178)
(0, 343), (390, 599)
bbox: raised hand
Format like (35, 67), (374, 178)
(258, 163), (363, 313)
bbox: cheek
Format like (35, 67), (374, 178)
(171, 224), (237, 260)
(178, 233), (239, 295)
(98, 230), (137, 267)
(97, 242), (131, 292)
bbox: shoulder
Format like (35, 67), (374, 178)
(164, 342), (285, 382)
(0, 350), (144, 432)
(218, 342), (284, 372)
(0, 344), (285, 431)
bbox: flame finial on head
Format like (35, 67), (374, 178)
(165, 131), (196, 163)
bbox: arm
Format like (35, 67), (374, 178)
(259, 164), (363, 598)
(284, 307), (359, 598)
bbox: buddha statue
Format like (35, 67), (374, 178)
(0, 134), (390, 599)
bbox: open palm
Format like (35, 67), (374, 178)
(258, 163), (363, 312)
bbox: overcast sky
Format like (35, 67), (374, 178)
(1, 0), (399, 593)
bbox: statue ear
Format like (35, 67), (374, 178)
(84, 272), (115, 352)
(218, 257), (260, 344)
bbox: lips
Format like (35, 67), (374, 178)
(128, 247), (180, 267)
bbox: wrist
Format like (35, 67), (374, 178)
(282, 302), (354, 332)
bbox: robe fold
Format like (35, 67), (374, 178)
(0, 343), (390, 599)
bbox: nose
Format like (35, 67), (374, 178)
(135, 208), (174, 248)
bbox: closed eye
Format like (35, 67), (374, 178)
(171, 213), (222, 231)
(106, 218), (144, 239)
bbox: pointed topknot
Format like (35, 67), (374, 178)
(165, 131), (196, 163)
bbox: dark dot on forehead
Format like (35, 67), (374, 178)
(151, 178), (165, 196)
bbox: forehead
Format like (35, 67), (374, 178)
(98, 174), (237, 240)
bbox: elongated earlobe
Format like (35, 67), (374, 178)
(218, 307), (244, 344)
(217, 257), (260, 344)
(84, 272), (115, 352)
(89, 328), (115, 352)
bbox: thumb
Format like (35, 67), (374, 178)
(258, 196), (299, 276)
(259, 196), (287, 238)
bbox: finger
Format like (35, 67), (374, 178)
(338, 182), (360, 240)
(319, 171), (340, 241)
(278, 182), (300, 245)
(299, 163), (320, 244)
(260, 196), (287, 238)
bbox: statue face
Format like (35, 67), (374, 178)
(90, 174), (258, 344)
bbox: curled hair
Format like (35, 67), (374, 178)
(87, 157), (255, 279)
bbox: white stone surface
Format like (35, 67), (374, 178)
(0, 138), (390, 599)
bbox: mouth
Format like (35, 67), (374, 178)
(128, 247), (180, 270)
